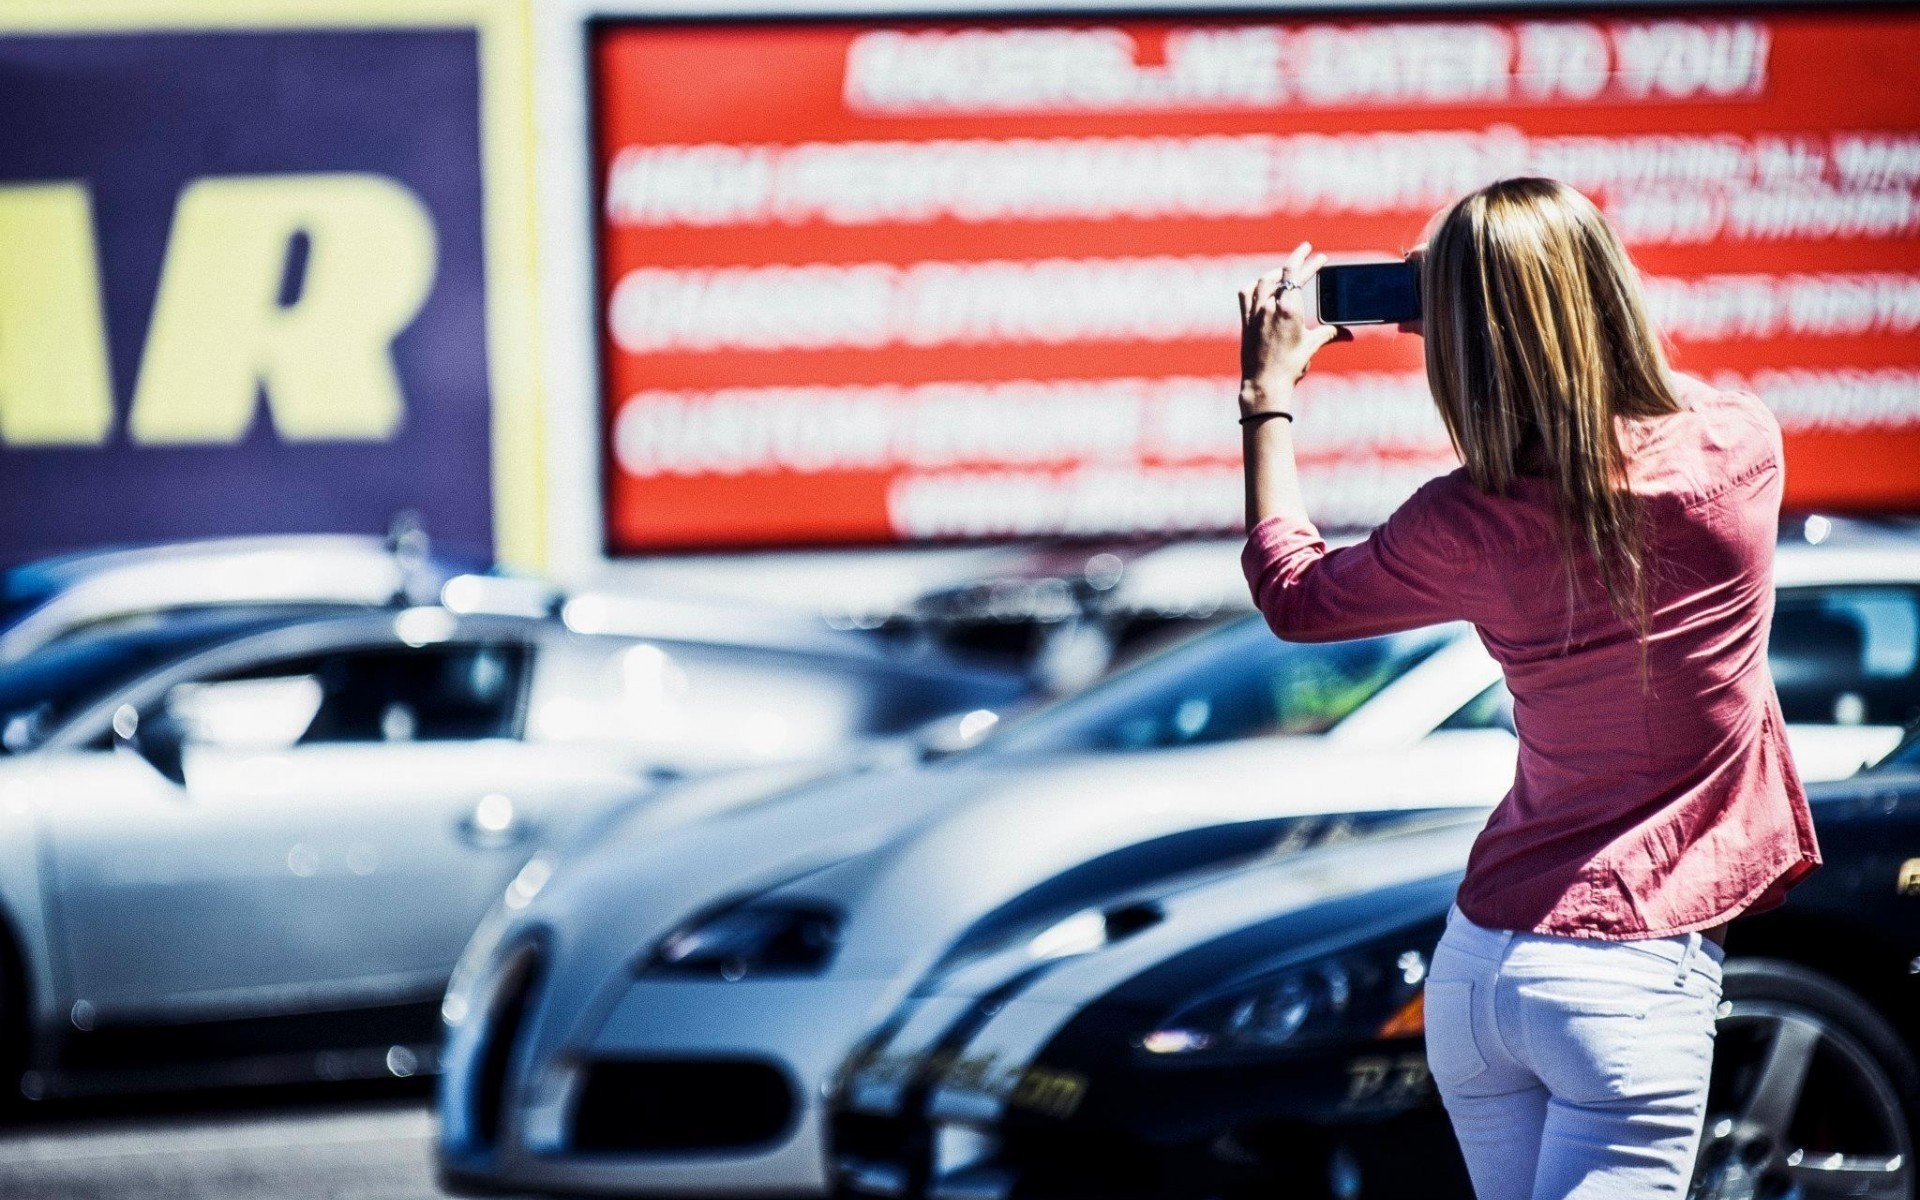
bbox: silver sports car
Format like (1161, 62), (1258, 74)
(0, 592), (1028, 1102)
(437, 530), (1920, 1199)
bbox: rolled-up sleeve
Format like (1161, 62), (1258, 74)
(1242, 478), (1475, 642)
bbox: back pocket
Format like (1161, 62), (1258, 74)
(1422, 980), (1490, 1092)
(1518, 980), (1652, 1105)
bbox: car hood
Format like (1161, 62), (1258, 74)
(969, 817), (1475, 1012)
(511, 753), (1090, 1025)
(838, 815), (1479, 1119)
(753, 731), (1510, 980)
(510, 729), (1507, 1042)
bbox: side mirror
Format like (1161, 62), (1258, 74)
(113, 704), (188, 786)
(916, 708), (1000, 761)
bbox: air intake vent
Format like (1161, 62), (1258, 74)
(471, 940), (545, 1150)
(1103, 902), (1162, 941)
(571, 1058), (794, 1152)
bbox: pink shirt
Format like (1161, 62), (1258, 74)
(1242, 374), (1819, 939)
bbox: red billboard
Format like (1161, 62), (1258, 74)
(593, 8), (1920, 552)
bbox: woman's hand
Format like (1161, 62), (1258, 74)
(1238, 242), (1348, 414)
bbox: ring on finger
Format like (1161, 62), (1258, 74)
(1277, 279), (1301, 293)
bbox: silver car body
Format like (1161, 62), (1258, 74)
(438, 536), (1920, 1198)
(0, 600), (1024, 1100)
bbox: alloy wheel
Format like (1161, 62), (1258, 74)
(1692, 1000), (1912, 1200)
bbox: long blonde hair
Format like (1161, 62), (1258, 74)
(1421, 177), (1679, 655)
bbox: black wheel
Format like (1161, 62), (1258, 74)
(0, 926), (25, 1119)
(1692, 959), (1917, 1200)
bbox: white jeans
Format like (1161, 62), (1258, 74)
(1425, 906), (1725, 1200)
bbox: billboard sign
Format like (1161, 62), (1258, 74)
(0, 4), (540, 568)
(593, 8), (1920, 552)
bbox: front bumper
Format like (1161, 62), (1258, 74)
(830, 997), (1467, 1200)
(440, 962), (897, 1198)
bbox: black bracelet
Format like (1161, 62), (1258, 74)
(1239, 410), (1294, 427)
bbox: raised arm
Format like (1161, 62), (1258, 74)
(1242, 488), (1473, 642)
(1237, 243), (1344, 532)
(1238, 245), (1470, 641)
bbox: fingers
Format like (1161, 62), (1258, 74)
(1237, 288), (1249, 325)
(1249, 269), (1283, 313)
(1249, 242), (1312, 311)
(1276, 253), (1326, 320)
(1275, 264), (1326, 327)
(1275, 281), (1306, 321)
(1316, 322), (1351, 347)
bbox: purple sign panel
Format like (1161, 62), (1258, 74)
(0, 29), (493, 565)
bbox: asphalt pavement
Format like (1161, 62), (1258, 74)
(0, 1098), (498, 1200)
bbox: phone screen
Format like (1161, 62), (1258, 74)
(1316, 261), (1421, 326)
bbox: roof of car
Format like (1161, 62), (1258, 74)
(897, 518), (1920, 626)
(555, 592), (937, 663)
(0, 536), (478, 663)
(4, 534), (473, 591)
(1774, 517), (1920, 587)
(2, 606), (325, 679)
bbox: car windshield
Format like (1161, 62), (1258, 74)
(984, 616), (1458, 756)
(0, 608), (305, 753)
(1879, 724), (1920, 772)
(0, 571), (58, 632)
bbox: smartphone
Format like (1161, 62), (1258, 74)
(1315, 260), (1421, 326)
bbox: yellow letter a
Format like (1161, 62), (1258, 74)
(0, 183), (115, 445)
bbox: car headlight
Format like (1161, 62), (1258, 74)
(643, 902), (842, 979)
(1140, 941), (1431, 1058)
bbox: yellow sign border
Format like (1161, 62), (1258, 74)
(0, 0), (546, 571)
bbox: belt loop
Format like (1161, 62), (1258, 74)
(1676, 932), (1700, 985)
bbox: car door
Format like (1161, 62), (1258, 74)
(40, 620), (547, 1022)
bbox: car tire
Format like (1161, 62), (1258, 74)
(1692, 958), (1917, 1200)
(0, 926), (24, 1120)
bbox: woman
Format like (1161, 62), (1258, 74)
(1236, 177), (1818, 1199)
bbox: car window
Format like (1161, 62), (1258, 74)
(528, 637), (1027, 769)
(0, 568), (58, 631)
(166, 676), (327, 751)
(0, 610), (298, 753)
(171, 642), (528, 750)
(530, 640), (859, 764)
(1880, 726), (1920, 772)
(1771, 587), (1920, 728)
(1440, 681), (1516, 734)
(1411, 588), (1920, 737)
(987, 617), (1456, 755)
(0, 593), (47, 632)
(853, 664), (1031, 736)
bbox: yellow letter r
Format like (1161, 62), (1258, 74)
(129, 173), (437, 444)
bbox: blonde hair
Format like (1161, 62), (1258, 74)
(1421, 177), (1679, 657)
